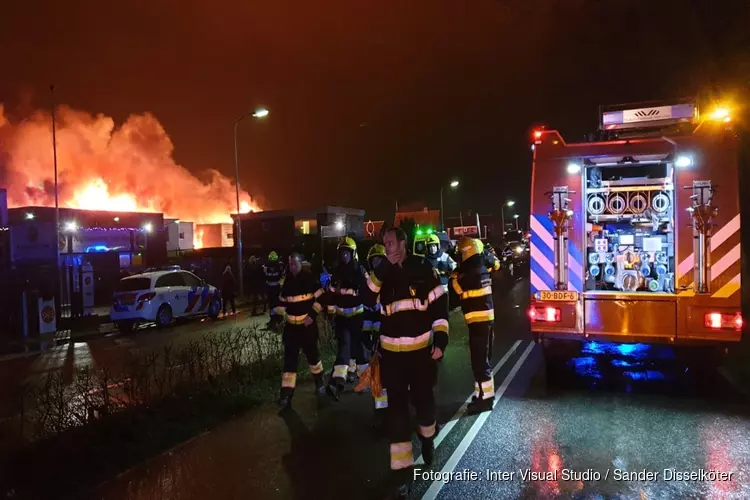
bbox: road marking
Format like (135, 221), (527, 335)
(414, 339), (523, 465)
(421, 341), (535, 500)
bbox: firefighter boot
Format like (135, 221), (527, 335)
(326, 376), (343, 402)
(389, 468), (411, 500)
(314, 373), (325, 395)
(278, 388), (294, 412)
(467, 390), (494, 415)
(418, 424), (440, 466)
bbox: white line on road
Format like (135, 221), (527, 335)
(421, 341), (536, 500)
(415, 339), (523, 465)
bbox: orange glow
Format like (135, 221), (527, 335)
(193, 229), (205, 250)
(1, 104), (262, 224)
(533, 130), (543, 140)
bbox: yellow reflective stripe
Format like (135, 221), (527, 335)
(432, 318), (449, 334)
(384, 298), (428, 315)
(327, 305), (336, 314)
(330, 305), (364, 317)
(312, 302), (323, 313)
(372, 323), (381, 332)
(272, 306), (286, 316)
(314, 288), (325, 298)
(380, 331), (432, 352)
(375, 394), (389, 409)
(451, 276), (464, 295)
(281, 372), (297, 388)
(480, 378), (495, 399)
(309, 361), (323, 375)
(390, 441), (414, 470)
(286, 314), (308, 325)
(428, 285), (445, 303)
(461, 286), (492, 299)
(367, 273), (382, 293)
(333, 365), (349, 379)
(285, 293), (314, 303)
(465, 309), (494, 323)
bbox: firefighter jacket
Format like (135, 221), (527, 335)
(263, 261), (284, 288)
(450, 251), (500, 324)
(426, 251), (457, 286)
(363, 255), (449, 354)
(324, 261), (365, 319)
(273, 270), (324, 328)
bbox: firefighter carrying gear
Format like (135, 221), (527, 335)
(363, 252), (449, 494)
(322, 237), (368, 399)
(274, 267), (326, 411)
(264, 253), (284, 329)
(451, 237), (501, 415)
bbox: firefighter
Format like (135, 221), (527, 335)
(363, 243), (388, 431)
(263, 251), (284, 329)
(273, 252), (326, 411)
(424, 233), (457, 293)
(363, 227), (448, 498)
(324, 237), (367, 400)
(450, 236), (501, 415)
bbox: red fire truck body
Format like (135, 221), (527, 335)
(529, 102), (741, 346)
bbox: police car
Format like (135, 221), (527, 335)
(110, 267), (221, 331)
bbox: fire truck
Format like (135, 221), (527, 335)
(528, 100), (742, 358)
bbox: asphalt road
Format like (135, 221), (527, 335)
(0, 311), (271, 414)
(90, 276), (750, 500)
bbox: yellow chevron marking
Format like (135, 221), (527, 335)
(678, 289), (695, 297)
(712, 274), (742, 298)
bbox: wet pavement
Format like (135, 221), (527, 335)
(93, 277), (750, 500)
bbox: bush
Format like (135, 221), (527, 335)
(0, 319), (339, 499)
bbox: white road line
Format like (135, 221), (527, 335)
(414, 340), (523, 465)
(421, 341), (536, 500)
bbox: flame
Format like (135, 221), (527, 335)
(193, 229), (205, 250)
(0, 103), (262, 223)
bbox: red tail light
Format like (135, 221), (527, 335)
(533, 130), (543, 140)
(136, 292), (156, 310)
(704, 312), (743, 331)
(529, 307), (561, 322)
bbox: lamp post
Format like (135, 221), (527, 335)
(501, 199), (515, 237)
(440, 180), (459, 232)
(233, 107), (269, 298)
(513, 213), (520, 231)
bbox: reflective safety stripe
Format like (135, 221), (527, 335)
(383, 298), (428, 315)
(390, 441), (414, 470)
(372, 322), (381, 332)
(266, 281), (280, 287)
(330, 287), (359, 296)
(309, 361), (323, 375)
(419, 422), (436, 439)
(284, 293), (314, 303)
(362, 320), (374, 331)
(428, 285), (445, 303)
(271, 306), (286, 316)
(333, 365), (349, 379)
(465, 309), (494, 323)
(380, 331), (432, 352)
(451, 276), (464, 296)
(367, 273), (382, 293)
(286, 313), (308, 325)
(357, 364), (369, 376)
(312, 302), (323, 313)
(374, 388), (388, 409)
(330, 305), (364, 317)
(282, 372), (297, 388)
(461, 286), (493, 299)
(474, 378), (495, 399)
(348, 360), (357, 373)
(313, 288), (325, 298)
(432, 318), (449, 334)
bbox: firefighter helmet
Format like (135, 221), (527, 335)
(367, 243), (385, 260)
(426, 234), (440, 256)
(338, 237), (358, 260)
(268, 251), (279, 261)
(457, 237), (483, 261)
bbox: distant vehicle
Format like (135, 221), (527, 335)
(110, 269), (221, 331)
(501, 239), (529, 278)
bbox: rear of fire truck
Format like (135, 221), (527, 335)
(528, 100), (742, 359)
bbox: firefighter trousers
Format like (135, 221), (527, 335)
(469, 321), (495, 400)
(267, 285), (281, 323)
(330, 316), (367, 384)
(281, 325), (323, 393)
(380, 347), (437, 471)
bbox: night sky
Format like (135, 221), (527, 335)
(1, 0), (748, 221)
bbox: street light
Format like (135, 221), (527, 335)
(513, 213), (520, 230)
(234, 106), (269, 298)
(501, 200), (515, 236)
(440, 180), (459, 231)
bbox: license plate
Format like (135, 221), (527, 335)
(538, 291), (578, 301)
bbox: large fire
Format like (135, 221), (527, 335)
(0, 103), (261, 230)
